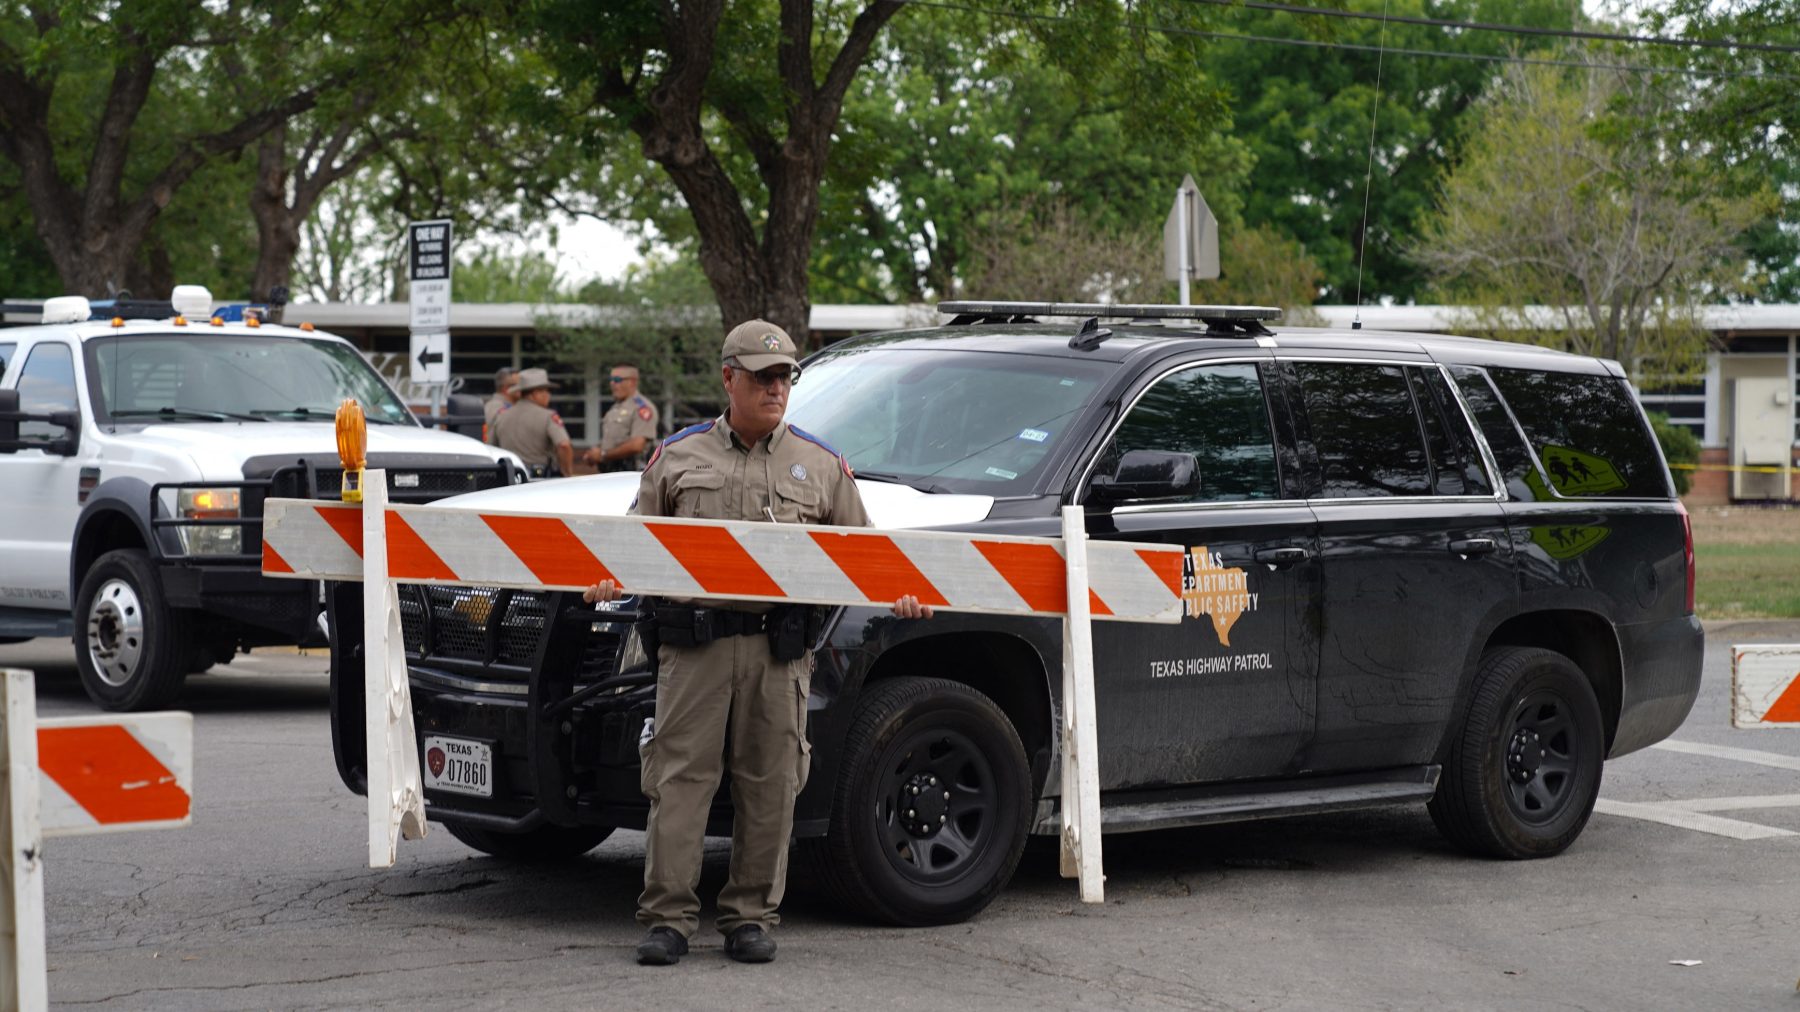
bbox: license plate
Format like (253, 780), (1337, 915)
(422, 736), (493, 798)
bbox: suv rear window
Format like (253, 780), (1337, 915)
(1486, 367), (1670, 499)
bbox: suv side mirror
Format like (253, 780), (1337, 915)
(1087, 449), (1200, 505)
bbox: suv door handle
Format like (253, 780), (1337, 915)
(1253, 547), (1309, 568)
(1448, 538), (1498, 557)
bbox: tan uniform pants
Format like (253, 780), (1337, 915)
(636, 632), (811, 938)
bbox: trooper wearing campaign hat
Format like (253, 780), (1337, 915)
(583, 320), (933, 967)
(492, 367), (573, 478)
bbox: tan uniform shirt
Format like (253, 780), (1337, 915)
(492, 398), (571, 469)
(600, 394), (659, 467)
(634, 416), (869, 607)
(482, 396), (508, 444)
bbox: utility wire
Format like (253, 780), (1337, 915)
(906, 0), (1800, 83)
(1176, 0), (1800, 56)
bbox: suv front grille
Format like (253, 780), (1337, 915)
(396, 585), (615, 681)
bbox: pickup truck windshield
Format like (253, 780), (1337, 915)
(86, 334), (414, 426)
(785, 347), (1112, 494)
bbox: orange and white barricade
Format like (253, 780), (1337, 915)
(1, 670), (192, 1010)
(261, 471), (1187, 902)
(1732, 644), (1800, 729)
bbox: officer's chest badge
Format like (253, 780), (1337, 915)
(790, 463), (807, 481)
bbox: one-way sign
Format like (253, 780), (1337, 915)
(410, 332), (450, 384)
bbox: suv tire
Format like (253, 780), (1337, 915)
(1429, 646), (1604, 859)
(800, 676), (1031, 926)
(73, 549), (191, 712)
(444, 822), (614, 862)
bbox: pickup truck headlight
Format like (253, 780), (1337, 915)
(176, 487), (242, 556)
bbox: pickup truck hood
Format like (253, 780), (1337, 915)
(433, 473), (995, 530)
(123, 421), (516, 476)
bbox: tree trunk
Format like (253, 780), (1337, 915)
(249, 128), (303, 302)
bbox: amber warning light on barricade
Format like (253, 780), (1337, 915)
(336, 399), (368, 502)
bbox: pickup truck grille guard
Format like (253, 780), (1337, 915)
(150, 460), (513, 565)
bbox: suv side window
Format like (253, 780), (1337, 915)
(1486, 367), (1671, 499)
(1411, 367), (1493, 497)
(0, 342), (15, 384)
(16, 342), (77, 440)
(1449, 365), (1543, 501)
(1100, 362), (1280, 503)
(1293, 362), (1432, 498)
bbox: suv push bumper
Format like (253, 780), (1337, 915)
(1610, 613), (1704, 757)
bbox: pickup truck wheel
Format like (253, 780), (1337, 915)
(1429, 646), (1604, 859)
(444, 822), (613, 862)
(73, 549), (190, 712)
(801, 676), (1031, 926)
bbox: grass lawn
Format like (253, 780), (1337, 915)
(1688, 506), (1800, 619)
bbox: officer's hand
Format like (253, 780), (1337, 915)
(583, 579), (623, 604)
(891, 594), (934, 620)
(583, 447), (601, 464)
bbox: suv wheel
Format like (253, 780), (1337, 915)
(444, 821), (613, 861)
(801, 676), (1031, 926)
(73, 549), (191, 712)
(1429, 646), (1604, 859)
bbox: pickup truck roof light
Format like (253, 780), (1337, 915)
(41, 296), (92, 324)
(938, 301), (1280, 338)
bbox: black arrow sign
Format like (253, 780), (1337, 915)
(416, 347), (445, 369)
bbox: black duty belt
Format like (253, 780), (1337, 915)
(653, 605), (767, 647)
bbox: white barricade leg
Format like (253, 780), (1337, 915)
(0, 670), (47, 1011)
(363, 473), (428, 868)
(1058, 507), (1105, 902)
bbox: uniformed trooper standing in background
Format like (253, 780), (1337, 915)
(584, 362), (659, 472)
(585, 320), (932, 967)
(492, 367), (574, 478)
(483, 366), (519, 445)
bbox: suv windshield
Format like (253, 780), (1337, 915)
(86, 334), (414, 426)
(785, 346), (1113, 494)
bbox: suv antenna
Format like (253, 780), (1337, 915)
(1351, 0), (1392, 333)
(1069, 316), (1113, 351)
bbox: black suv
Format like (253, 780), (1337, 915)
(324, 302), (1702, 927)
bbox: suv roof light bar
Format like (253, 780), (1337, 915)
(938, 301), (1281, 338)
(939, 301), (1281, 322)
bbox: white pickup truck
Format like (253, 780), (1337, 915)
(0, 288), (522, 710)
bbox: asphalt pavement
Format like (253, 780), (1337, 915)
(5, 623), (1799, 1011)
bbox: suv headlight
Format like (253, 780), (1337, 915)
(176, 487), (242, 556)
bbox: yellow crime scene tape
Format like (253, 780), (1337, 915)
(1668, 462), (1798, 474)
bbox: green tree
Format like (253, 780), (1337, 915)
(516, 1), (1236, 345)
(1644, 1), (1800, 302)
(813, 4), (1242, 305)
(1208, 0), (1582, 304)
(1410, 59), (1768, 377)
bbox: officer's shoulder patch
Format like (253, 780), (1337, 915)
(788, 424), (852, 477)
(637, 405), (653, 421)
(550, 412), (563, 426)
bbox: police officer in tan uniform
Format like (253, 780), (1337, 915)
(492, 367), (574, 478)
(585, 321), (931, 967)
(584, 363), (658, 472)
(483, 366), (518, 443)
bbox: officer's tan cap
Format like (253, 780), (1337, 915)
(722, 320), (798, 372)
(515, 367), (557, 392)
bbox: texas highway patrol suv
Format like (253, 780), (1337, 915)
(0, 287), (522, 711)
(321, 301), (1702, 926)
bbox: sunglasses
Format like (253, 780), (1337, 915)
(728, 361), (801, 388)
(608, 375), (631, 383)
